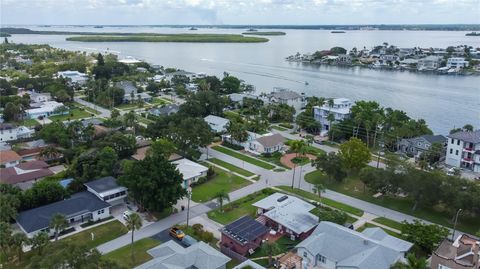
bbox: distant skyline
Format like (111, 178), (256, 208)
(1, 0), (479, 26)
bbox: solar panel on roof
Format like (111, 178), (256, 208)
(223, 216), (268, 243)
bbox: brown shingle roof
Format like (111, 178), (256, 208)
(256, 134), (286, 148)
(0, 161), (53, 185)
(0, 150), (21, 164)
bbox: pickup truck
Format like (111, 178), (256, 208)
(169, 227), (185, 240)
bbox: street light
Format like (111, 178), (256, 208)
(186, 187), (192, 228)
(451, 208), (462, 241)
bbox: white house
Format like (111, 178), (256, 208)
(313, 98), (353, 136)
(25, 101), (67, 119)
(16, 191), (111, 238)
(445, 130), (480, 173)
(18, 90), (51, 103)
(84, 176), (128, 206)
(172, 158), (208, 188)
(204, 115), (230, 133)
(247, 133), (285, 155)
(417, 55), (443, 70)
(264, 88), (305, 114)
(0, 123), (34, 142)
(57, 70), (88, 85)
(446, 57), (469, 69)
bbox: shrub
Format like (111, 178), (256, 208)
(192, 223), (204, 234)
(190, 176), (209, 187)
(207, 167), (216, 179)
(222, 141), (245, 150)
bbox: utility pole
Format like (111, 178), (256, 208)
(186, 188), (192, 227)
(451, 208), (462, 241)
(291, 164), (296, 189)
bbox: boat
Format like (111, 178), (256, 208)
(247, 28), (258, 32)
(305, 81), (309, 85)
(331, 30), (346, 33)
(189, 27), (198, 30)
(466, 32), (480, 36)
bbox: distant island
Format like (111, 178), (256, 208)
(242, 31), (286, 36)
(66, 34), (268, 43)
(0, 32), (11, 37)
(466, 32), (480, 36)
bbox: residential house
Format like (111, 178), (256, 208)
(152, 74), (166, 82)
(15, 139), (51, 161)
(380, 54), (400, 63)
(247, 133), (286, 155)
(283, 221), (413, 269)
(0, 150), (21, 167)
(265, 88), (305, 114)
(186, 83), (199, 92)
(130, 145), (182, 162)
(418, 56), (443, 70)
(253, 193), (319, 240)
(18, 90), (51, 103)
(220, 216), (269, 256)
(204, 115), (230, 133)
(313, 98), (353, 136)
(336, 54), (352, 64)
(446, 130), (480, 172)
(148, 104), (179, 117)
(57, 70), (88, 85)
(25, 101), (67, 119)
(222, 131), (264, 149)
(447, 57), (470, 69)
(135, 240), (230, 269)
(0, 160), (54, 189)
(232, 260), (266, 269)
(172, 158), (208, 188)
(84, 176), (128, 206)
(118, 57), (142, 64)
(16, 191), (111, 238)
(0, 123), (34, 142)
(116, 81), (152, 103)
(228, 93), (261, 106)
(430, 234), (479, 269)
(397, 134), (447, 158)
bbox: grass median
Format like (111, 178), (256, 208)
(211, 146), (275, 170)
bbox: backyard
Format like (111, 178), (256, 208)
(191, 166), (251, 203)
(102, 237), (161, 268)
(248, 236), (300, 259)
(304, 170), (480, 234)
(212, 145), (276, 170)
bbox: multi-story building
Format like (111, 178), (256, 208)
(445, 130), (480, 173)
(264, 88), (305, 114)
(313, 98), (353, 136)
(0, 123), (34, 142)
(447, 57), (470, 69)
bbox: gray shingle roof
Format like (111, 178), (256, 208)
(256, 134), (285, 148)
(447, 130), (480, 144)
(149, 104), (180, 116)
(267, 89), (302, 100)
(420, 134), (447, 144)
(16, 191), (110, 233)
(204, 115), (230, 126)
(135, 241), (230, 269)
(84, 176), (120, 193)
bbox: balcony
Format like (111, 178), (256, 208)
(462, 147), (475, 153)
(461, 157), (474, 164)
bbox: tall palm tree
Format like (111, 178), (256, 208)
(214, 190), (230, 212)
(289, 140), (307, 188)
(49, 213), (68, 241)
(261, 241), (281, 266)
(40, 146), (61, 161)
(126, 213), (143, 264)
(312, 183), (326, 204)
(10, 233), (29, 262)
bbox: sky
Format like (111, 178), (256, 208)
(1, 0), (479, 25)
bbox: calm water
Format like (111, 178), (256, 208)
(8, 26), (480, 134)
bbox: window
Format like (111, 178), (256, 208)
(97, 209), (104, 215)
(450, 149), (453, 154)
(450, 138), (454, 144)
(457, 140), (460, 145)
(303, 252), (307, 258)
(455, 150), (459, 156)
(318, 255), (326, 263)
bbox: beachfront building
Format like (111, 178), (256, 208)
(25, 101), (67, 119)
(313, 98), (353, 136)
(264, 88), (305, 114)
(0, 123), (34, 142)
(447, 57), (470, 69)
(417, 55), (443, 70)
(57, 70), (88, 85)
(204, 115), (230, 133)
(172, 158), (208, 188)
(445, 130), (480, 172)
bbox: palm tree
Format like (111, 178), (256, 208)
(261, 241), (281, 266)
(327, 113), (335, 139)
(49, 213), (68, 241)
(126, 213), (143, 264)
(214, 190), (230, 212)
(10, 233), (29, 262)
(31, 231), (50, 255)
(312, 183), (326, 204)
(40, 146), (61, 161)
(289, 140), (307, 188)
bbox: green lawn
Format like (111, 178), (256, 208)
(258, 153), (290, 169)
(49, 108), (93, 121)
(212, 146), (275, 170)
(276, 186), (364, 216)
(103, 238), (161, 268)
(304, 170), (480, 234)
(207, 189), (275, 225)
(270, 125), (288, 131)
(137, 116), (155, 125)
(356, 222), (403, 238)
(63, 220), (128, 249)
(249, 236), (299, 259)
(191, 166), (251, 203)
(373, 217), (404, 231)
(291, 156), (310, 166)
(208, 158), (255, 177)
(15, 118), (39, 127)
(150, 97), (172, 105)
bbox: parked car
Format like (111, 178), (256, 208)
(122, 210), (133, 220)
(169, 227), (185, 240)
(180, 235), (198, 247)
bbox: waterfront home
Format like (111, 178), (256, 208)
(247, 133), (286, 155)
(0, 149), (21, 167)
(228, 93), (261, 106)
(0, 160), (54, 189)
(119, 57), (142, 64)
(204, 115), (230, 133)
(447, 57), (470, 69)
(380, 54), (400, 62)
(283, 222), (413, 269)
(253, 193), (319, 240)
(397, 134), (447, 158)
(264, 88), (305, 114)
(84, 176), (128, 206)
(57, 70), (88, 85)
(135, 241), (230, 269)
(116, 81), (152, 103)
(172, 158), (208, 188)
(220, 216), (269, 256)
(14, 56), (33, 66)
(417, 55), (443, 70)
(0, 123), (34, 142)
(445, 129), (480, 173)
(430, 234), (479, 269)
(399, 58), (419, 69)
(336, 54), (352, 64)
(313, 98), (353, 136)
(25, 101), (67, 119)
(16, 191), (111, 238)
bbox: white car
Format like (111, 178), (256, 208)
(122, 210), (133, 220)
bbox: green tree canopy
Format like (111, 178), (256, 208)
(339, 137), (371, 173)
